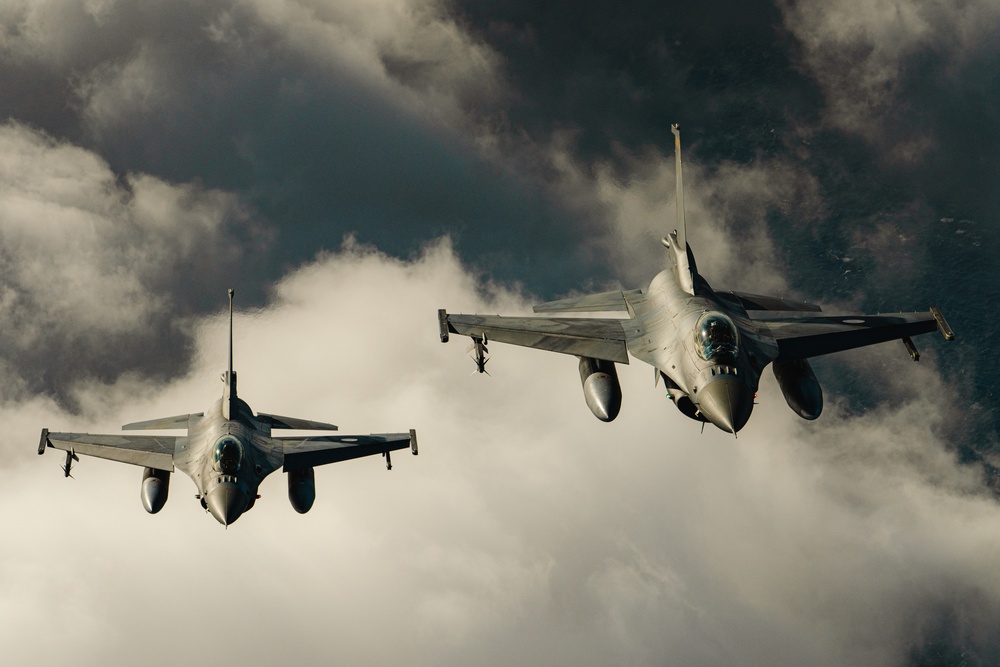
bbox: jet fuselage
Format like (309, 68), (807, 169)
(439, 124), (952, 435)
(41, 289), (418, 526)
(173, 395), (282, 525)
(622, 259), (776, 433)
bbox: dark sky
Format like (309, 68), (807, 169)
(1, 1), (998, 665)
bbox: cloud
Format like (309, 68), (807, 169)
(0, 4), (995, 664)
(9, 0), (610, 293)
(3, 239), (997, 666)
(64, 0), (504, 136)
(540, 135), (825, 297)
(0, 121), (269, 405)
(780, 0), (1000, 161)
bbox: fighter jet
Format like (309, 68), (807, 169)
(438, 125), (955, 434)
(39, 290), (417, 525)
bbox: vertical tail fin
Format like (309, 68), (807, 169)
(665, 124), (695, 294)
(222, 288), (238, 420)
(228, 288), (234, 382)
(672, 124), (686, 252)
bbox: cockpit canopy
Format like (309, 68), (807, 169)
(695, 312), (740, 363)
(213, 436), (244, 474)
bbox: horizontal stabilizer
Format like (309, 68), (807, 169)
(258, 413), (338, 430)
(533, 289), (641, 314)
(723, 291), (822, 313)
(122, 413), (203, 430)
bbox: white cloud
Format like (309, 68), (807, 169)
(248, 0), (504, 110)
(780, 0), (1000, 159)
(0, 121), (268, 402)
(544, 137), (824, 297)
(2, 238), (996, 665)
(51, 0), (505, 139)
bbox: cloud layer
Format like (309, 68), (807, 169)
(4, 241), (998, 666)
(0, 2), (997, 665)
(781, 0), (1000, 159)
(0, 121), (267, 405)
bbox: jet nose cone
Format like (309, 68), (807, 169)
(205, 482), (248, 526)
(698, 377), (754, 434)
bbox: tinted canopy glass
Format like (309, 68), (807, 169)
(695, 312), (740, 363)
(213, 436), (244, 474)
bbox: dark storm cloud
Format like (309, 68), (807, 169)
(0, 0), (609, 294)
(0, 0), (992, 468)
(0, 121), (268, 407)
(447, 0), (999, 315)
(0, 0), (612, 401)
(471, 0), (832, 166)
(2, 0), (995, 343)
(773, 0), (1000, 482)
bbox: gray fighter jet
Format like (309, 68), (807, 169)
(438, 125), (955, 434)
(39, 290), (417, 525)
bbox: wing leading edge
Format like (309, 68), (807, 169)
(40, 429), (180, 471)
(280, 430), (417, 471)
(722, 290), (822, 313)
(442, 312), (630, 364)
(122, 413), (202, 430)
(759, 310), (947, 362)
(257, 413), (339, 430)
(532, 289), (642, 314)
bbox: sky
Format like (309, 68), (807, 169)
(1, 1), (999, 665)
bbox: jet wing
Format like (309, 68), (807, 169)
(40, 429), (179, 471)
(443, 312), (630, 363)
(122, 413), (202, 430)
(721, 290), (823, 313)
(532, 289), (642, 314)
(758, 311), (945, 362)
(257, 413), (338, 430)
(280, 430), (417, 471)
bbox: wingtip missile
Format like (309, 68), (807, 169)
(438, 309), (450, 343)
(930, 306), (955, 341)
(61, 448), (79, 478)
(468, 334), (490, 374)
